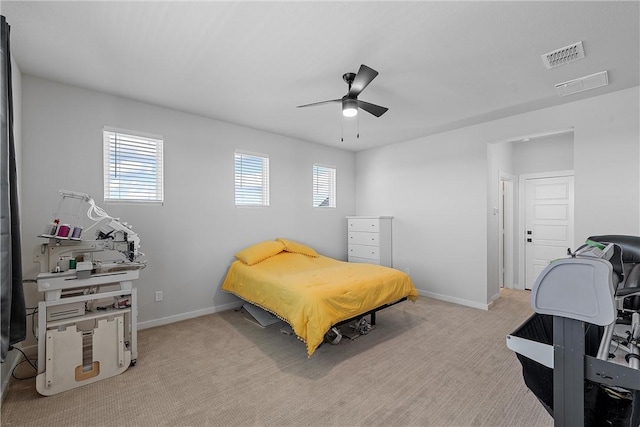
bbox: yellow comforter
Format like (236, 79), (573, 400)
(222, 252), (418, 356)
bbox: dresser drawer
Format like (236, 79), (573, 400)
(348, 232), (379, 246)
(348, 244), (380, 260)
(347, 218), (379, 232)
(348, 256), (379, 264)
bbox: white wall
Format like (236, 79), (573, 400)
(511, 132), (573, 175)
(356, 86), (639, 309)
(356, 132), (489, 308)
(20, 76), (356, 330)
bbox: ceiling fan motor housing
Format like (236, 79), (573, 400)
(343, 72), (356, 88)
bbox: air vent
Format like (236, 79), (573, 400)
(542, 41), (585, 69)
(555, 71), (608, 97)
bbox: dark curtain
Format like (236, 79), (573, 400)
(1, 15), (26, 362)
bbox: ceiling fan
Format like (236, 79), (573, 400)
(297, 64), (389, 118)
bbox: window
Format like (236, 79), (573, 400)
(103, 128), (164, 203)
(235, 150), (270, 206)
(313, 164), (336, 208)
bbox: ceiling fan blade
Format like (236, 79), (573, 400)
(297, 99), (341, 108)
(357, 100), (388, 117)
(349, 64), (378, 97)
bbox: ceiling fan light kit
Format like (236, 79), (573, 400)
(342, 98), (358, 117)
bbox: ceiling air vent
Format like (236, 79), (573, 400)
(555, 71), (608, 97)
(542, 41), (585, 69)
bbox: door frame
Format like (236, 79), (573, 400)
(518, 170), (574, 289)
(499, 171), (515, 289)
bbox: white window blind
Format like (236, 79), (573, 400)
(313, 164), (336, 208)
(103, 128), (164, 203)
(235, 151), (270, 206)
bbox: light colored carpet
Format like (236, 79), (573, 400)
(1, 289), (552, 426)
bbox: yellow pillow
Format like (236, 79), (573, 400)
(276, 238), (319, 257)
(234, 240), (285, 265)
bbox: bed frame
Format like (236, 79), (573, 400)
(333, 297), (408, 329)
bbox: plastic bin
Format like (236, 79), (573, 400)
(511, 313), (636, 426)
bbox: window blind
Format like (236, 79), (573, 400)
(313, 164), (336, 208)
(235, 151), (270, 206)
(103, 129), (164, 203)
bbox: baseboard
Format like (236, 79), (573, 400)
(138, 301), (243, 330)
(484, 292), (501, 310)
(417, 289), (491, 311)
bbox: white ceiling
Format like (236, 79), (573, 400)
(3, 1), (639, 152)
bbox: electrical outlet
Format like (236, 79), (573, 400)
(155, 291), (163, 302)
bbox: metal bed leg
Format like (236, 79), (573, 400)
(553, 316), (585, 427)
(370, 311), (376, 325)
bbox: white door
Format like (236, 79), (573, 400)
(524, 175), (574, 289)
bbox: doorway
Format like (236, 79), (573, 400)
(499, 172), (515, 288)
(488, 128), (574, 296)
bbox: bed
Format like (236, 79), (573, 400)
(222, 238), (419, 356)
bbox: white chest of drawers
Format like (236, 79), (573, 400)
(347, 216), (392, 267)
